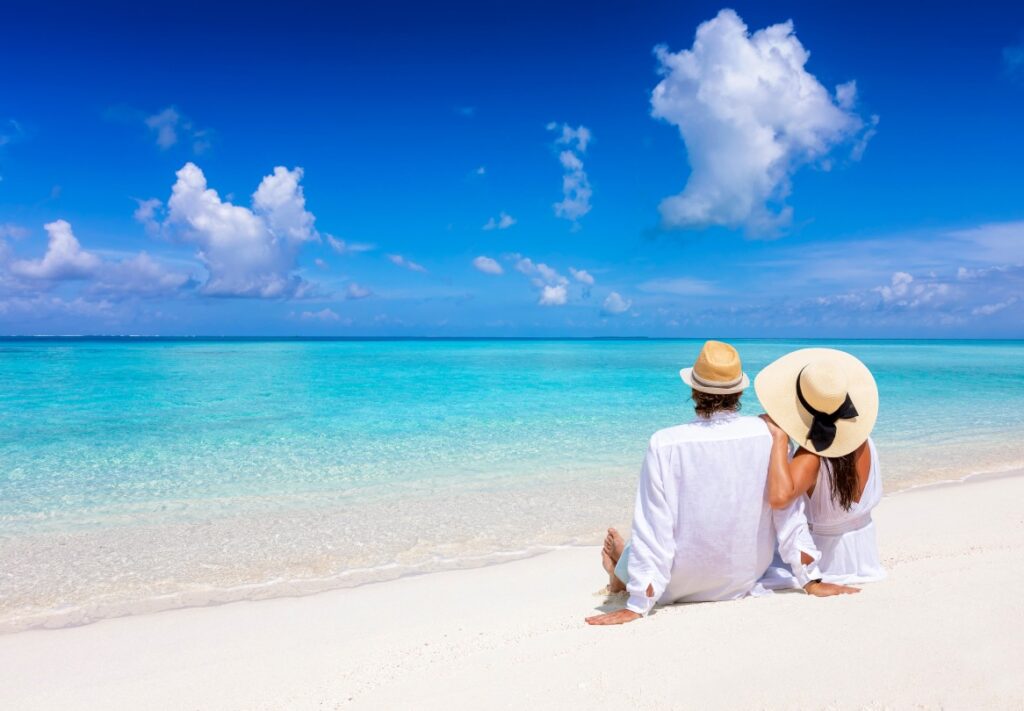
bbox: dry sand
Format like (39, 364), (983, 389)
(2, 471), (1022, 710)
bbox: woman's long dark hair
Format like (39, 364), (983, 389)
(823, 451), (859, 511)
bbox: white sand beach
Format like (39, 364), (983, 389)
(2, 471), (1022, 710)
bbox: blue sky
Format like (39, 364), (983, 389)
(1, 0), (1022, 337)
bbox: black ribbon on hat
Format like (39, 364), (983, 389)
(795, 367), (859, 452)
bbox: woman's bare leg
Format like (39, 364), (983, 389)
(601, 528), (627, 593)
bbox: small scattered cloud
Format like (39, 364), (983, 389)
(513, 255), (571, 306)
(472, 255), (503, 275)
(835, 80), (858, 110)
(133, 198), (164, 236)
(455, 106), (477, 118)
(475, 166), (486, 176)
(144, 106), (212, 154)
(547, 122), (592, 227)
(802, 264), (1023, 325)
(602, 291), (632, 315)
(875, 271), (914, 302)
(346, 282), (372, 299)
(547, 122), (592, 152)
(387, 254), (428, 273)
(637, 277), (716, 295)
(326, 235), (375, 255)
(569, 267), (595, 285)
(314, 258), (328, 270)
(300, 307), (341, 322)
(650, 9), (873, 235)
(483, 212), (516, 230)
(972, 296), (1018, 316)
(851, 114), (880, 162)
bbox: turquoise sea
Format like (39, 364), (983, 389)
(2, 338), (1022, 631)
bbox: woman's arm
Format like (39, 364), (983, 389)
(761, 415), (820, 509)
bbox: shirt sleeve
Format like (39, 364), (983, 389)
(772, 497), (823, 588)
(625, 442), (676, 615)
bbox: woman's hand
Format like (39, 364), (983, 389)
(804, 581), (861, 597)
(585, 609), (642, 625)
(760, 414), (789, 444)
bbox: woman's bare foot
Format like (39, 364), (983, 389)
(601, 528), (626, 593)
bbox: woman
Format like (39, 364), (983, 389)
(755, 347), (886, 585)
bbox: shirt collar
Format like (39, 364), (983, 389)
(696, 410), (739, 424)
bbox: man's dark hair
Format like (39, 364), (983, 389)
(691, 389), (742, 419)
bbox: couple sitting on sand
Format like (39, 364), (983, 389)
(586, 340), (885, 625)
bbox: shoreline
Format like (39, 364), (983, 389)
(3, 462), (1023, 636)
(1, 467), (1022, 709)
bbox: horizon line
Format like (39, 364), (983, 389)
(1, 335), (1022, 343)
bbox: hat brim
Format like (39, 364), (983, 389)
(680, 367), (750, 395)
(753, 348), (878, 458)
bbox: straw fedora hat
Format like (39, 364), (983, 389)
(680, 340), (750, 395)
(754, 348), (878, 458)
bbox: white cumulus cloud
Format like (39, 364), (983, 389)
(539, 284), (568, 306)
(253, 167), (319, 245)
(650, 9), (871, 235)
(4, 220), (190, 299)
(472, 256), (503, 275)
(164, 162), (318, 298)
(603, 291), (632, 315)
(548, 123), (592, 226)
(9, 220), (101, 280)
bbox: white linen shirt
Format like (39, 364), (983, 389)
(625, 412), (821, 615)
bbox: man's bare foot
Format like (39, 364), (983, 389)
(601, 528), (627, 593)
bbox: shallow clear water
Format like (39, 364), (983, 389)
(1, 338), (1022, 630)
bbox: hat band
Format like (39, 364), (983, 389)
(796, 368), (859, 452)
(691, 369), (743, 390)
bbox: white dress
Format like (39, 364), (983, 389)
(805, 438), (886, 584)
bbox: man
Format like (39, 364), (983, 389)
(586, 340), (857, 626)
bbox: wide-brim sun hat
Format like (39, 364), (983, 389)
(680, 340), (750, 395)
(754, 348), (879, 458)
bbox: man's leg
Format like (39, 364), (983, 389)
(601, 528), (627, 593)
